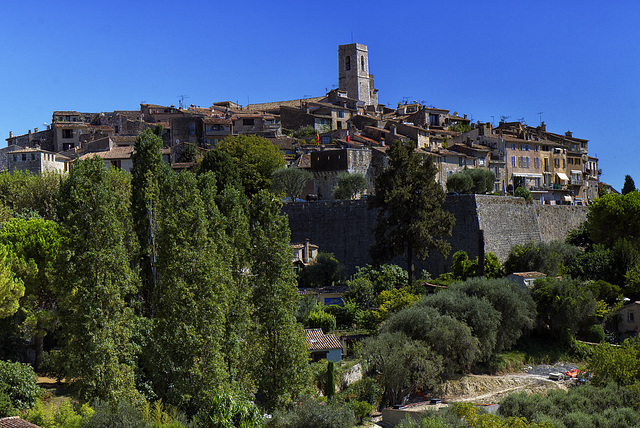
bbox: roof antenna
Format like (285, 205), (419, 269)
(178, 95), (190, 109)
(537, 112), (544, 124)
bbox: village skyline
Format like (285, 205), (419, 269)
(1, 0), (638, 190)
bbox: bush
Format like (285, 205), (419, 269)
(307, 309), (336, 333)
(337, 376), (383, 406)
(514, 186), (533, 201)
(352, 400), (373, 424)
(83, 400), (147, 428)
(267, 400), (355, 428)
(0, 360), (41, 409)
(0, 386), (16, 417)
(192, 393), (262, 428)
(582, 324), (605, 343)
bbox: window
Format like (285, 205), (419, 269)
(345, 56), (351, 71)
(13, 155), (17, 162)
(337, 110), (344, 118)
(478, 158), (485, 166)
(242, 119), (254, 126)
(563, 159), (566, 168)
(518, 157), (522, 168)
(62, 129), (73, 139)
(525, 144), (529, 151)
(361, 55), (365, 71)
(429, 114), (438, 126)
(576, 158), (581, 165)
(629, 311), (635, 323)
(459, 157), (464, 166)
(512, 156), (516, 167)
(555, 159), (560, 168)
(22, 154), (26, 161)
(31, 154), (36, 161)
(526, 157), (530, 168)
(189, 123), (195, 135)
(337, 121), (342, 129)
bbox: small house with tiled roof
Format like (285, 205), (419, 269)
(0, 416), (42, 428)
(304, 328), (343, 362)
(8, 147), (69, 174)
(506, 271), (546, 288)
(618, 301), (640, 340)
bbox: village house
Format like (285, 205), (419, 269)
(618, 301), (640, 340)
(304, 328), (343, 363)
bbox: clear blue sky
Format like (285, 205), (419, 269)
(1, 0), (638, 190)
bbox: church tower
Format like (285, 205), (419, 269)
(338, 43), (378, 107)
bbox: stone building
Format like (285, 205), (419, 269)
(338, 43), (378, 108)
(310, 148), (375, 199)
(8, 147), (69, 174)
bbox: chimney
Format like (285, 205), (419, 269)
(9, 131), (12, 138)
(28, 130), (31, 135)
(464, 114), (467, 119)
(540, 121), (546, 131)
(34, 127), (38, 133)
(303, 238), (310, 264)
(565, 130), (572, 137)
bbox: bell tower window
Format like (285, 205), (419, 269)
(361, 55), (365, 71)
(345, 56), (351, 71)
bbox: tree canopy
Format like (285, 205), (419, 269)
(217, 135), (285, 197)
(622, 174), (636, 195)
(333, 172), (366, 200)
(271, 167), (312, 201)
(368, 140), (455, 285)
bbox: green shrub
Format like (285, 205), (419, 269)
(307, 309), (336, 333)
(0, 360), (41, 409)
(267, 400), (355, 428)
(582, 324), (605, 343)
(83, 400), (147, 428)
(192, 393), (262, 428)
(0, 386), (16, 417)
(337, 376), (383, 406)
(352, 400), (373, 423)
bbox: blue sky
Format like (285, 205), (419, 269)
(1, 0), (638, 190)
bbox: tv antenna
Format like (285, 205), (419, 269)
(178, 95), (190, 109)
(517, 117), (526, 125)
(537, 112), (544, 123)
(500, 115), (511, 122)
(401, 96), (412, 104)
(491, 116), (495, 125)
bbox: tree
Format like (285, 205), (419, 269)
(622, 174), (636, 195)
(446, 171), (473, 194)
(271, 167), (313, 201)
(368, 140), (455, 285)
(248, 191), (309, 411)
(198, 149), (242, 192)
(0, 218), (63, 370)
(514, 186), (533, 202)
(417, 291), (501, 361)
(217, 135), (285, 197)
(382, 305), (481, 376)
(504, 241), (580, 277)
(297, 252), (345, 288)
(587, 192), (640, 247)
(446, 169), (495, 194)
(0, 170), (61, 221)
(361, 332), (443, 407)
(150, 170), (230, 415)
(57, 157), (141, 404)
(333, 172), (366, 200)
(530, 277), (596, 339)
(131, 128), (167, 316)
(0, 245), (24, 319)
(452, 278), (536, 352)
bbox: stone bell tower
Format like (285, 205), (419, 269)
(338, 43), (378, 107)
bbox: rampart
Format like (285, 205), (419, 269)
(283, 195), (588, 275)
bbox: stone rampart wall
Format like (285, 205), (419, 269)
(283, 195), (588, 276)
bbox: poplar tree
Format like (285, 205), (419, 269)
(248, 190), (309, 411)
(57, 157), (141, 403)
(150, 171), (230, 415)
(131, 129), (166, 316)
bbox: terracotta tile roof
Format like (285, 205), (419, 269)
(269, 136), (297, 151)
(79, 146), (134, 161)
(53, 111), (81, 116)
(0, 417), (42, 428)
(305, 328), (342, 351)
(510, 271), (546, 278)
(87, 125), (113, 131)
(293, 153), (311, 169)
(245, 96), (325, 111)
(111, 136), (137, 145)
(203, 117), (231, 125)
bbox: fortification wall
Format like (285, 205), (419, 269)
(283, 196), (588, 276)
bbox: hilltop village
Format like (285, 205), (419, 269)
(4, 43), (600, 206)
(5, 43), (640, 428)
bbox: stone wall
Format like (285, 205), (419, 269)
(283, 195), (588, 276)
